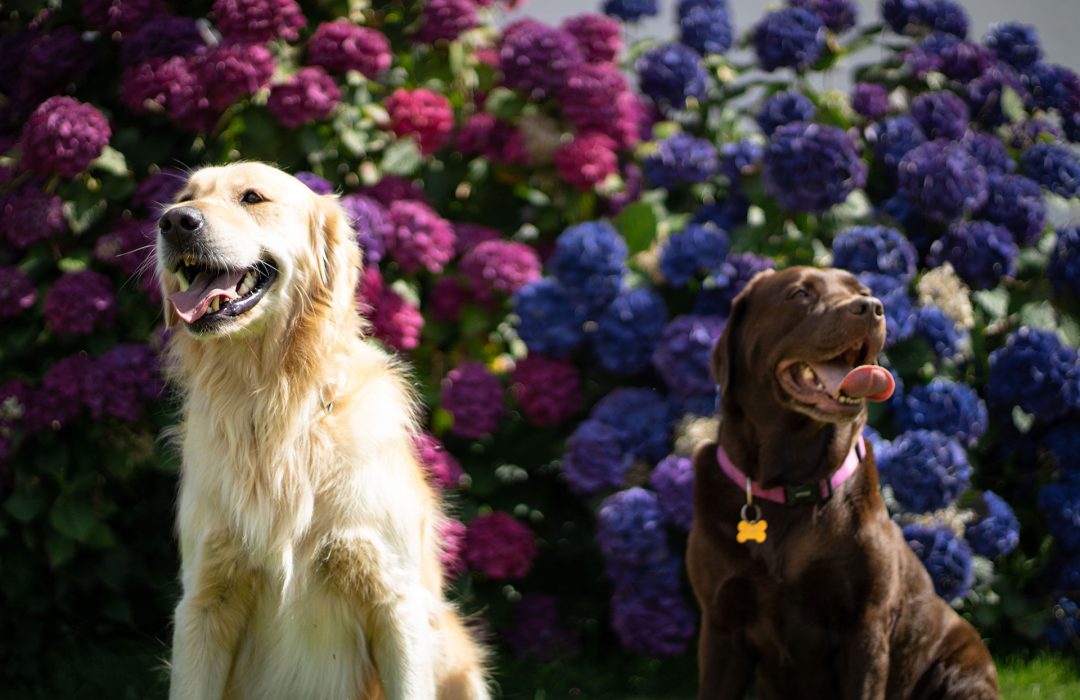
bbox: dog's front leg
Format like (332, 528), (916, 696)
(841, 617), (890, 700)
(170, 534), (255, 700)
(698, 614), (755, 700)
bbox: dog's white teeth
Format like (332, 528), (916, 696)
(801, 364), (815, 382)
(237, 271), (256, 297)
(210, 297), (221, 312)
(176, 269), (190, 292)
(184, 255), (198, 267)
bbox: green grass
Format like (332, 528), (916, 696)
(998, 654), (1080, 700)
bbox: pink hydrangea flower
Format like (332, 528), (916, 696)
(554, 132), (619, 191)
(385, 88), (455, 155)
(413, 433), (464, 489)
(212, 0), (306, 43)
(307, 20), (392, 79)
(267, 66), (341, 128)
(385, 200), (455, 274)
(562, 13), (623, 64)
(438, 518), (467, 578)
(459, 240), (541, 303)
(511, 355), (582, 427)
(464, 512), (537, 579)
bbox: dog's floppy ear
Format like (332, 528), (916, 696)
(712, 269), (774, 397)
(311, 193), (362, 319)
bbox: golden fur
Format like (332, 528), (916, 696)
(157, 162), (488, 700)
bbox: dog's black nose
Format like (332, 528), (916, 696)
(849, 296), (885, 318)
(159, 206), (206, 246)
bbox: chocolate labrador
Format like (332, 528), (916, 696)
(687, 267), (998, 699)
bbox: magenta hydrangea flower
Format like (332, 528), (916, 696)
(361, 175), (429, 206)
(558, 63), (629, 135)
(131, 168), (187, 215)
(355, 266), (383, 309)
(0, 267), (37, 319)
(464, 512), (537, 579)
(92, 218), (155, 277)
(555, 133), (619, 191)
(92, 343), (162, 422)
(511, 355), (582, 427)
(1, 183), (67, 249)
(120, 15), (206, 66)
(460, 240), (541, 303)
(368, 286), (424, 352)
(385, 200), (455, 274)
(440, 362), (505, 439)
(453, 223), (503, 257)
(267, 67), (341, 128)
(457, 113), (530, 165)
(416, 0), (479, 44)
(197, 43), (276, 112)
(18, 27), (96, 102)
(20, 97), (111, 179)
(384, 88), (455, 155)
(307, 20), (392, 79)
(82, 0), (167, 34)
(43, 270), (116, 336)
(120, 56), (216, 131)
(25, 354), (97, 433)
(212, 0), (306, 43)
(562, 13), (623, 64)
(499, 19), (584, 100)
(438, 518), (467, 578)
(427, 276), (472, 323)
(413, 432), (464, 489)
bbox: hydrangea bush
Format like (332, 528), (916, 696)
(1, 0), (1079, 692)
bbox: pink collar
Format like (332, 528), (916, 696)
(716, 436), (866, 506)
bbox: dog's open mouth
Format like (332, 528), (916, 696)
(168, 256), (278, 325)
(776, 338), (895, 415)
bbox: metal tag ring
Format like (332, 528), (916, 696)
(740, 503), (762, 524)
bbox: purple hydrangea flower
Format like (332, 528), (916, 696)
(93, 343), (162, 422)
(212, 0), (305, 43)
(643, 133), (719, 188)
(461, 241), (541, 303)
(1021, 144), (1080, 199)
(339, 193), (388, 265)
(1038, 479), (1080, 551)
(605, 550), (683, 600)
(697, 253), (775, 317)
(878, 430), (972, 512)
(0, 183), (67, 249)
(440, 362), (505, 439)
(549, 221), (627, 311)
(464, 512), (536, 579)
(499, 20), (583, 100)
(456, 113), (529, 165)
(44, 270), (116, 336)
(653, 315), (725, 398)
(413, 433), (463, 490)
(120, 15), (205, 66)
(385, 200), (455, 274)
(660, 224), (730, 286)
(610, 588), (696, 657)
(896, 379), (987, 447)
(911, 91), (970, 141)
(636, 43), (710, 110)
(562, 420), (632, 495)
(603, 0), (658, 22)
(416, 0), (479, 44)
(511, 355), (582, 428)
(453, 223), (502, 257)
(913, 306), (967, 360)
(131, 168), (186, 216)
(562, 14), (622, 64)
(513, 279), (587, 357)
(928, 221), (1017, 290)
(1021, 62), (1080, 114)
(198, 43), (276, 112)
(1046, 597), (1080, 648)
(720, 140), (764, 181)
(967, 65), (1027, 128)
(987, 327), (1079, 422)
(867, 116), (927, 181)
(18, 27), (95, 102)
(678, 2), (734, 55)
(831, 226), (918, 282)
(20, 97), (111, 179)
(593, 287), (668, 375)
(120, 56), (214, 131)
(756, 91), (817, 137)
(361, 175), (428, 206)
(898, 140), (988, 223)
(985, 23), (1042, 69)
(852, 83), (890, 120)
(307, 20), (392, 79)
(859, 272), (915, 347)
(966, 491), (1020, 559)
(597, 487), (670, 566)
(426, 276), (469, 323)
(1049, 226), (1080, 298)
(267, 67), (341, 128)
(939, 40), (994, 83)
(558, 63), (629, 135)
(25, 354), (97, 433)
(902, 523), (975, 601)
(503, 594), (580, 661)
(590, 387), (675, 463)
(295, 171), (334, 195)
(1044, 421), (1080, 475)
(753, 8), (825, 72)
(0, 267), (37, 319)
(979, 174), (1045, 247)
(82, 0), (166, 34)
(763, 122), (867, 213)
(883, 0), (968, 38)
(961, 132), (1015, 176)
(92, 217), (156, 280)
(650, 455), (695, 530)
(791, 0), (858, 33)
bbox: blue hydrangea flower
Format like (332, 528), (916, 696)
(756, 91), (817, 137)
(602, 0), (658, 22)
(1043, 421), (1080, 474)
(719, 140), (764, 181)
(1038, 477), (1080, 551)
(763, 122), (867, 213)
(673, 391), (717, 417)
(961, 132), (1016, 176)
(852, 83), (890, 120)
(863, 425), (891, 458)
(940, 40), (994, 83)
(867, 116), (927, 181)
(859, 272), (916, 347)
(678, 0), (733, 55)
(1021, 62), (1080, 113)
(650, 455), (695, 530)
(549, 221), (627, 311)
(791, 0), (858, 33)
(979, 174), (1045, 247)
(643, 133), (719, 188)
(966, 491), (1020, 558)
(911, 91), (970, 141)
(903, 31), (960, 76)
(1064, 112), (1080, 144)
(899, 140), (988, 223)
(928, 221), (1017, 291)
(653, 315), (726, 397)
(660, 224), (730, 286)
(967, 65), (1028, 128)
(878, 430), (972, 512)
(883, 0), (968, 38)
(831, 226), (918, 282)
(610, 587), (696, 657)
(987, 327), (1080, 422)
(637, 43), (710, 110)
(1021, 144), (1080, 199)
(591, 387), (675, 463)
(697, 253), (775, 317)
(902, 523), (975, 601)
(1049, 226), (1080, 299)
(1046, 597), (1080, 649)
(753, 8), (825, 72)
(593, 287), (669, 375)
(896, 378), (987, 447)
(596, 487), (670, 566)
(562, 420), (632, 496)
(513, 279), (586, 357)
(691, 194), (750, 232)
(606, 552), (683, 601)
(985, 23), (1042, 69)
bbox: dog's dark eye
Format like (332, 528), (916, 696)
(789, 287), (811, 300)
(240, 190), (265, 205)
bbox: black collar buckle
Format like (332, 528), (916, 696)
(784, 479), (832, 505)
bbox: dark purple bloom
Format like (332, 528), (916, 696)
(597, 487), (670, 566)
(361, 175), (428, 206)
(679, 2), (734, 55)
(899, 140), (988, 223)
(82, 0), (166, 34)
(763, 122), (867, 213)
(120, 55), (216, 132)
(720, 140), (764, 181)
(753, 8), (825, 72)
(385, 200), (455, 274)
(697, 253), (775, 317)
(966, 491), (1020, 559)
(295, 172), (334, 195)
(499, 20), (583, 100)
(911, 91), (969, 141)
(643, 133), (719, 188)
(198, 43), (276, 113)
(426, 276), (469, 324)
(456, 114), (529, 165)
(1021, 144), (1080, 199)
(832, 226), (918, 282)
(653, 315), (725, 398)
(503, 594), (580, 661)
(902, 523), (974, 601)
(25, 354), (98, 433)
(558, 63), (629, 135)
(691, 194), (751, 232)
(339, 193), (389, 265)
(1049, 226), (1080, 299)
(18, 27), (95, 103)
(513, 279), (587, 358)
(961, 132), (1015, 176)
(660, 224), (730, 286)
(928, 221), (1017, 290)
(1043, 421), (1080, 475)
(549, 221), (627, 311)
(883, 0), (968, 38)
(939, 40), (994, 83)
(978, 174), (1045, 247)
(867, 116), (927, 182)
(562, 420), (632, 495)
(902, 31), (960, 76)
(852, 83), (890, 120)
(650, 455), (695, 530)
(987, 327), (1079, 422)
(1046, 597), (1080, 648)
(1039, 479), (1080, 551)
(440, 362), (505, 439)
(562, 14), (622, 64)
(0, 267), (37, 319)
(756, 91), (817, 137)
(132, 168), (186, 216)
(1021, 62), (1080, 114)
(896, 378), (987, 448)
(593, 287), (669, 375)
(464, 512), (536, 579)
(413, 433), (463, 490)
(416, 0), (479, 44)
(984, 23), (1042, 69)
(915, 309), (970, 363)
(878, 430), (971, 512)
(610, 588), (696, 657)
(93, 343), (162, 422)
(967, 65), (1027, 128)
(44, 270), (116, 336)
(636, 43), (710, 110)
(20, 96), (111, 179)
(590, 387), (675, 463)
(0, 183), (67, 249)
(307, 20), (392, 79)
(791, 0), (858, 33)
(603, 0), (658, 22)
(121, 15), (205, 66)
(860, 272), (916, 347)
(461, 241), (541, 303)
(92, 217), (156, 279)
(212, 0), (305, 43)
(267, 67), (341, 128)
(511, 355), (581, 428)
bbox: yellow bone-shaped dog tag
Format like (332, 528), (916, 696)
(736, 518), (768, 544)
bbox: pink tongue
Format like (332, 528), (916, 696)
(838, 365), (895, 402)
(168, 269), (246, 324)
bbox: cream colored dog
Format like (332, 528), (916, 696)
(156, 162), (488, 700)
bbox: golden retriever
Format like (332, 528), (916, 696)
(156, 162), (488, 700)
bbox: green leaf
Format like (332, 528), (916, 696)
(1019, 301), (1058, 332)
(380, 139), (422, 176)
(484, 88), (527, 120)
(44, 532), (76, 567)
(973, 288), (1009, 322)
(615, 202), (659, 255)
(1001, 87), (1025, 124)
(4, 483), (47, 523)
(50, 496), (98, 543)
(91, 146), (130, 177)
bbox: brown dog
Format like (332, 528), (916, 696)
(687, 266), (998, 700)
